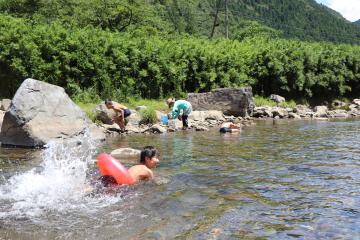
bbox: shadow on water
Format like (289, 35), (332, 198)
(0, 119), (359, 239)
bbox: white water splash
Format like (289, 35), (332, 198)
(0, 131), (120, 219)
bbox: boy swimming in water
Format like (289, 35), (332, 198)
(128, 146), (159, 182)
(98, 146), (159, 187)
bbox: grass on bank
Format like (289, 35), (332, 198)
(75, 97), (169, 123)
(254, 95), (297, 108)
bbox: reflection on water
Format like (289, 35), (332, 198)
(0, 119), (359, 239)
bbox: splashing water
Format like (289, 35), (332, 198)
(0, 131), (122, 219)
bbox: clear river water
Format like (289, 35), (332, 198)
(0, 119), (359, 239)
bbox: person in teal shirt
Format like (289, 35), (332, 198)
(166, 98), (192, 130)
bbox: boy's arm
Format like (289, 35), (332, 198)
(139, 168), (154, 181)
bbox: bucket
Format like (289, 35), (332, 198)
(161, 115), (169, 125)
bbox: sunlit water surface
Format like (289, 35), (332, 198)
(0, 119), (359, 239)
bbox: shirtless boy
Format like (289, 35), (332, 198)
(128, 146), (159, 182)
(105, 99), (131, 132)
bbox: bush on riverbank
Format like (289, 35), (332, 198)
(139, 108), (157, 124)
(1, 14), (359, 102)
(254, 96), (297, 108)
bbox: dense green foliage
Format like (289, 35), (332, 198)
(355, 20), (360, 27)
(1, 0), (360, 44)
(0, 14), (359, 103)
(0, 1), (359, 104)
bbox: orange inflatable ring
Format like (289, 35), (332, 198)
(97, 153), (135, 185)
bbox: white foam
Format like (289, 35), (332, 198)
(0, 130), (121, 218)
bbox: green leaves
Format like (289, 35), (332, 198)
(0, 13), (359, 103)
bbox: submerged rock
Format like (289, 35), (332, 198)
(0, 78), (105, 147)
(111, 148), (141, 160)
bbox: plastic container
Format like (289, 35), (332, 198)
(161, 115), (169, 125)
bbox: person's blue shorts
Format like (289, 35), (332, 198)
(124, 108), (131, 118)
(220, 127), (232, 133)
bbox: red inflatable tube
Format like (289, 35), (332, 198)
(97, 153), (135, 185)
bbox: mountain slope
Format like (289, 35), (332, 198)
(198, 0), (360, 44)
(0, 0), (359, 44)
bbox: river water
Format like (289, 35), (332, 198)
(0, 119), (359, 239)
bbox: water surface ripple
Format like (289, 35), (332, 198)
(0, 119), (359, 239)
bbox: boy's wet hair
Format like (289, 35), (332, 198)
(140, 146), (159, 164)
(105, 99), (112, 105)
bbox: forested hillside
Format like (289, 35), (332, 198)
(355, 20), (360, 26)
(0, 0), (359, 44)
(0, 0), (359, 103)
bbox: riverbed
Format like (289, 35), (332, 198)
(0, 119), (359, 239)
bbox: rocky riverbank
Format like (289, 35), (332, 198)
(96, 105), (255, 136)
(253, 99), (360, 120)
(0, 80), (359, 147)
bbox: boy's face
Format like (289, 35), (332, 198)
(145, 156), (159, 169)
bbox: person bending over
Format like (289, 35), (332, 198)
(166, 98), (192, 130)
(219, 122), (241, 134)
(105, 99), (131, 132)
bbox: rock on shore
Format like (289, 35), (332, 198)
(0, 79), (105, 147)
(253, 102), (360, 120)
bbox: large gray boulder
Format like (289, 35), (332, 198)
(187, 87), (254, 117)
(95, 103), (115, 124)
(0, 79), (105, 147)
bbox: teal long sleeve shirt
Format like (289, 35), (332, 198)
(170, 100), (192, 119)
